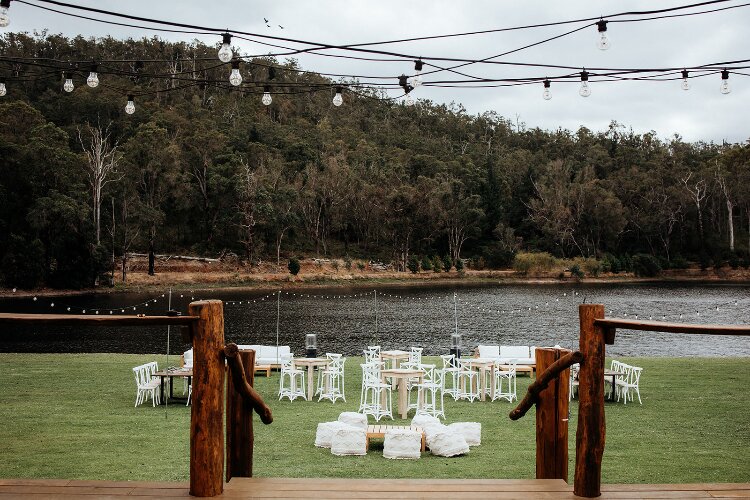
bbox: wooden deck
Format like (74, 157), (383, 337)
(1, 478), (749, 499)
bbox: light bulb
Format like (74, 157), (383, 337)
(596, 20), (610, 51)
(0, 80), (6, 97)
(262, 87), (272, 105)
(229, 61), (242, 86)
(404, 93), (414, 106)
(332, 87), (343, 106)
(542, 79), (551, 100)
(218, 33), (233, 63)
(63, 74), (74, 93)
(411, 59), (424, 88)
(87, 71), (99, 88)
(681, 70), (690, 91)
(720, 69), (730, 94)
(0, 2), (9, 28)
(125, 95), (135, 115)
(579, 81), (591, 97)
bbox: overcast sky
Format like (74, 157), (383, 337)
(7, 0), (750, 143)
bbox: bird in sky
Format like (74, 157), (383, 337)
(263, 17), (269, 23)
(278, 25), (284, 29)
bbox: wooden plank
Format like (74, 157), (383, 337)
(535, 347), (570, 482)
(0, 312), (198, 326)
(226, 349), (255, 481)
(594, 318), (750, 336)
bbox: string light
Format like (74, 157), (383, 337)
(596, 20), (610, 50)
(86, 63), (99, 88)
(229, 60), (242, 86)
(262, 85), (272, 105)
(0, 76), (5, 96)
(332, 86), (343, 106)
(681, 69), (690, 91)
(0, 0), (10, 28)
(579, 70), (591, 97)
(218, 33), (233, 63)
(124, 94), (135, 114)
(63, 72), (74, 92)
(720, 69), (730, 94)
(542, 79), (551, 100)
(410, 59), (424, 88)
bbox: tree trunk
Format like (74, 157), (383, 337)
(727, 199), (734, 252)
(148, 226), (156, 276)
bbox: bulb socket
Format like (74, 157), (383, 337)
(580, 70), (589, 82)
(398, 74), (408, 87)
(335, 86), (343, 94)
(127, 94), (134, 102)
(90, 62), (98, 72)
(0, 76), (5, 84)
(721, 69), (729, 80)
(268, 66), (276, 80)
(681, 69), (689, 79)
(596, 20), (608, 32)
(264, 85), (270, 93)
(543, 79), (551, 88)
(231, 60), (240, 70)
(64, 71), (72, 79)
(0, 0), (10, 8)
(414, 59), (423, 71)
(222, 33), (232, 45)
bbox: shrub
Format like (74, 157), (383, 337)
(581, 258), (602, 277)
(0, 235), (45, 289)
(331, 260), (340, 271)
(455, 258), (465, 271)
(729, 252), (741, 270)
(570, 264), (585, 280)
(698, 252), (710, 271)
(443, 254), (453, 272)
(474, 256), (486, 270)
(287, 257), (301, 275)
(670, 255), (689, 270)
(356, 262), (366, 271)
(344, 256), (352, 270)
(432, 255), (443, 273)
(420, 255), (433, 271)
(480, 245), (516, 269)
(513, 252), (558, 275)
(407, 255), (419, 273)
(632, 253), (662, 277)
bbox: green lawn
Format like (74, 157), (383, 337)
(0, 354), (748, 484)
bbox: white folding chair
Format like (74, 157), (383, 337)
(439, 354), (460, 400)
(278, 355), (306, 401)
(132, 364), (160, 407)
(414, 366), (445, 419)
(318, 354), (346, 403)
(456, 359), (480, 402)
(616, 365), (642, 404)
(359, 362), (393, 421)
(492, 360), (517, 402)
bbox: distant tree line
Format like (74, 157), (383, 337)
(1, 33), (749, 288)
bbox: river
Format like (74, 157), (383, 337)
(1, 283), (749, 357)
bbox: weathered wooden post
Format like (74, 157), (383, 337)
(535, 347), (571, 482)
(226, 347), (255, 481)
(575, 304), (606, 498)
(189, 300), (225, 497)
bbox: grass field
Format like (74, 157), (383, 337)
(0, 353), (748, 484)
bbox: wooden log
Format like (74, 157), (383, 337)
(574, 304), (606, 498)
(0, 313), (198, 326)
(595, 318), (750, 336)
(535, 347), (571, 483)
(510, 350), (582, 421)
(224, 344), (273, 425)
(189, 300), (225, 497)
(226, 349), (255, 482)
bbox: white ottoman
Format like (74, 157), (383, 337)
(315, 421), (353, 448)
(429, 430), (470, 457)
(383, 429), (422, 460)
(331, 427), (367, 456)
(411, 414), (441, 429)
(448, 422), (481, 446)
(338, 411), (368, 430)
(423, 423), (449, 449)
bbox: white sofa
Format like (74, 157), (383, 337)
(236, 345), (291, 366)
(477, 345), (536, 366)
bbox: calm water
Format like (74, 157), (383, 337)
(1, 283), (749, 357)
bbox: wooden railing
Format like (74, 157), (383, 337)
(574, 304), (750, 498)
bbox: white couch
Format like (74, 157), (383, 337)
(477, 345), (536, 365)
(236, 345), (291, 366)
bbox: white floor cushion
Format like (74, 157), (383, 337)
(448, 422), (481, 446)
(429, 430), (470, 457)
(330, 427), (367, 456)
(383, 429), (422, 460)
(423, 423), (449, 449)
(411, 414), (441, 429)
(338, 411), (368, 430)
(315, 421), (354, 448)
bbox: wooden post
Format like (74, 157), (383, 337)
(535, 347), (571, 482)
(574, 304), (606, 498)
(226, 348), (255, 482)
(189, 300), (225, 497)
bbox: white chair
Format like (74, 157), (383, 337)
(616, 365), (642, 405)
(330, 427), (367, 456)
(413, 366), (445, 419)
(363, 346), (380, 364)
(383, 429), (422, 459)
(132, 364), (160, 407)
(447, 422), (481, 446)
(182, 348), (193, 394)
(401, 347), (423, 370)
(317, 354), (346, 403)
(439, 354), (460, 400)
(607, 360), (622, 399)
(359, 363), (393, 422)
(279, 355), (306, 401)
(569, 363), (580, 401)
(456, 359), (480, 402)
(186, 383), (192, 406)
(492, 361), (517, 402)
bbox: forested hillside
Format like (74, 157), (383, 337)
(1, 33), (749, 289)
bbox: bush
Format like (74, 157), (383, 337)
(344, 256), (352, 270)
(432, 255), (443, 273)
(729, 252), (741, 270)
(420, 255), (433, 271)
(670, 255), (689, 270)
(570, 264), (585, 280)
(407, 255), (420, 274)
(581, 258), (602, 277)
(331, 260), (340, 271)
(443, 254), (453, 272)
(632, 253), (662, 277)
(287, 257), (301, 275)
(698, 252), (710, 271)
(513, 252), (558, 275)
(356, 262), (366, 271)
(1, 235), (45, 289)
(480, 245), (516, 269)
(455, 258), (464, 271)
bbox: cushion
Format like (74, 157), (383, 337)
(315, 421), (354, 448)
(411, 414), (441, 430)
(500, 346), (530, 359)
(477, 345), (500, 359)
(183, 349), (193, 368)
(330, 427), (367, 456)
(383, 429), (422, 460)
(429, 430), (469, 457)
(423, 423), (449, 449)
(338, 412), (368, 430)
(448, 422), (481, 446)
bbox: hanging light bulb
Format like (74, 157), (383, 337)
(0, 0), (10, 28)
(579, 70), (591, 97)
(542, 79), (552, 100)
(229, 60), (242, 86)
(410, 59), (424, 88)
(87, 63), (99, 88)
(124, 94), (135, 115)
(218, 33), (233, 63)
(332, 86), (343, 106)
(596, 20), (610, 50)
(0, 77), (6, 97)
(681, 69), (690, 91)
(720, 69), (731, 94)
(262, 85), (272, 105)
(63, 72), (74, 93)
(404, 92), (415, 106)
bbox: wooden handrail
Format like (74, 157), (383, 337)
(595, 318), (750, 336)
(510, 350), (583, 421)
(224, 344), (273, 425)
(0, 313), (199, 326)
